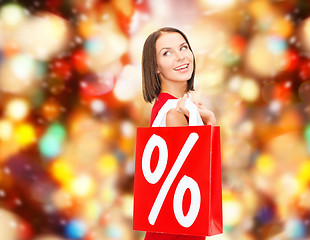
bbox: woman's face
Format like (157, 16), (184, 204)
(155, 32), (194, 87)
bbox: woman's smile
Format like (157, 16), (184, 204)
(174, 63), (190, 72)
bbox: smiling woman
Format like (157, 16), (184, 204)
(156, 32), (194, 98)
(140, 27), (216, 240)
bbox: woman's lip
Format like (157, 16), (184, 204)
(174, 64), (189, 71)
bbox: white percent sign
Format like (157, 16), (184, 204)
(142, 132), (201, 228)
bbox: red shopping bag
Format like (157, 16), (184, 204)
(133, 99), (223, 236)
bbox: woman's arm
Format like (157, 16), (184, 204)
(166, 109), (188, 126)
(166, 94), (189, 127)
(166, 94), (216, 126)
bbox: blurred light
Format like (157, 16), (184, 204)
(268, 100), (282, 114)
(51, 189), (72, 209)
(220, 48), (240, 66)
(39, 123), (66, 159)
(222, 191), (243, 230)
(271, 17), (293, 38)
(5, 99), (29, 121)
(274, 81), (293, 102)
(299, 59), (310, 81)
(256, 154), (275, 175)
(300, 17), (310, 54)
(0, 54), (43, 94)
(77, 17), (97, 38)
(1, 42), (19, 57)
(284, 49), (300, 72)
(105, 224), (122, 239)
(50, 59), (72, 81)
(11, 54), (38, 81)
(101, 185), (117, 206)
(128, 23), (156, 65)
(202, 0), (236, 9)
(64, 220), (87, 240)
(71, 49), (90, 74)
(297, 160), (310, 184)
(262, 81), (276, 103)
(14, 123), (36, 146)
(14, 13), (70, 61)
(227, 75), (242, 92)
(204, 234), (231, 240)
(279, 174), (299, 198)
(256, 205), (274, 224)
(41, 99), (62, 121)
(98, 154), (118, 176)
(298, 81), (310, 104)
(18, 219), (33, 240)
(248, 0), (272, 20)
(246, 34), (286, 77)
(187, 19), (228, 56)
(220, 35), (246, 66)
(114, 65), (140, 101)
(0, 208), (19, 240)
(267, 36), (287, 55)
(50, 159), (74, 185)
(121, 121), (135, 138)
(285, 218), (306, 239)
(304, 124), (310, 142)
(196, 63), (227, 91)
(239, 78), (260, 102)
(230, 35), (247, 55)
(48, 123), (66, 140)
(69, 174), (96, 197)
(84, 37), (103, 54)
(90, 99), (106, 114)
(0, 119), (13, 140)
(299, 189), (310, 210)
(86, 25), (128, 72)
(112, 0), (134, 18)
(33, 235), (66, 240)
(0, 4), (26, 27)
(80, 72), (114, 96)
(81, 200), (102, 223)
(120, 137), (134, 155)
(121, 194), (134, 218)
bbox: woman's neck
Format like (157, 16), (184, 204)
(161, 82), (187, 98)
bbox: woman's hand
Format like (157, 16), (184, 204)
(166, 94), (216, 126)
(175, 94), (189, 117)
(193, 100), (216, 126)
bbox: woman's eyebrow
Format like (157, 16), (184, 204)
(159, 42), (187, 53)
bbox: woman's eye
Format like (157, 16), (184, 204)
(181, 45), (188, 50)
(163, 51), (171, 56)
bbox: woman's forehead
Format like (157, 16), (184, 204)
(156, 32), (186, 49)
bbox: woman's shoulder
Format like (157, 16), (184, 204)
(150, 93), (177, 126)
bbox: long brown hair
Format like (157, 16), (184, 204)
(142, 27), (196, 103)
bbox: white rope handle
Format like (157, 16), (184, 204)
(152, 98), (204, 127)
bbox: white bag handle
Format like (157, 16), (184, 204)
(152, 98), (204, 127)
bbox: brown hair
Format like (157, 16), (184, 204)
(142, 27), (196, 103)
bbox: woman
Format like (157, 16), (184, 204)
(142, 27), (216, 240)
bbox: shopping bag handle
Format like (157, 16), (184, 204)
(152, 98), (204, 127)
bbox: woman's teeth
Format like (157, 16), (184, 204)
(174, 64), (188, 70)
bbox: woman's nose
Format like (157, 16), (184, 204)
(176, 51), (185, 61)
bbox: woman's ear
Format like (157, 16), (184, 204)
(157, 66), (161, 74)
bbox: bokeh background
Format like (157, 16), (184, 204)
(0, 0), (310, 239)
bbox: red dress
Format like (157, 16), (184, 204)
(145, 92), (205, 240)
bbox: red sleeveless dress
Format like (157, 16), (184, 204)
(145, 92), (205, 240)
